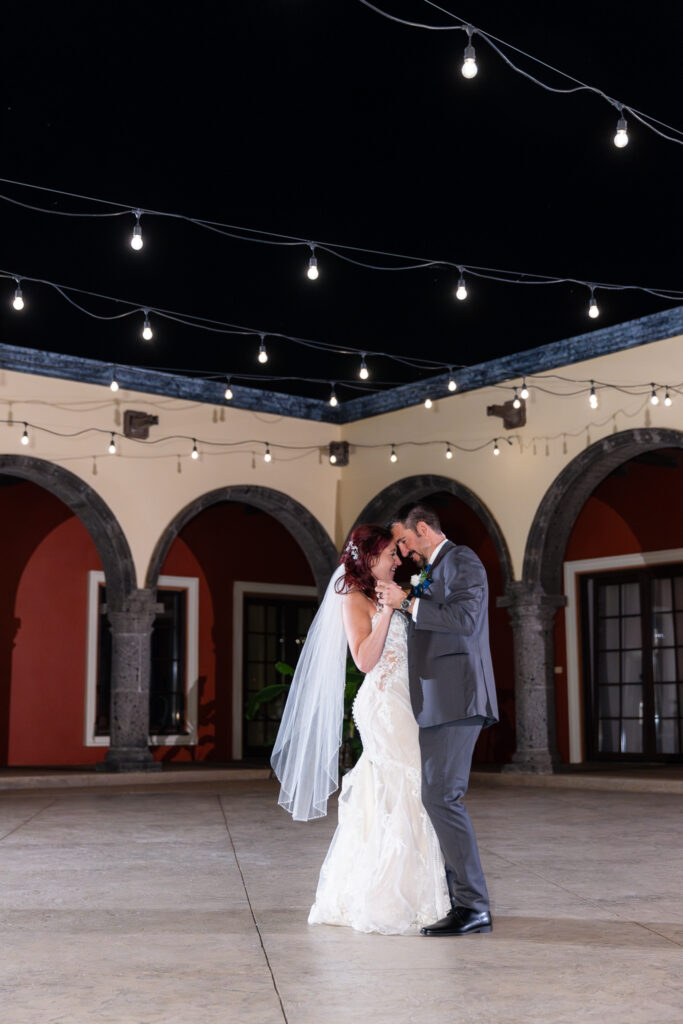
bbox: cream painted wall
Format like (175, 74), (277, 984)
(340, 333), (683, 576)
(0, 368), (340, 585)
(1, 330), (682, 584)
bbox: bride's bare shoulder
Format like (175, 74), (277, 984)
(342, 588), (374, 616)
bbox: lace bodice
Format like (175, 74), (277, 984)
(366, 609), (409, 692)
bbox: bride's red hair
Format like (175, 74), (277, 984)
(335, 524), (393, 600)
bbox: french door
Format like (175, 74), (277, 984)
(581, 565), (683, 761)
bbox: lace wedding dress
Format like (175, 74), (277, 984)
(308, 610), (450, 934)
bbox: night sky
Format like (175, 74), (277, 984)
(1, 0), (682, 402)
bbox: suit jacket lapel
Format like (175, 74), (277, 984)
(429, 539), (454, 574)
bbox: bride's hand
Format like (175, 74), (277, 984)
(375, 580), (405, 610)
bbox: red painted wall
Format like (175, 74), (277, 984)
(554, 451), (683, 761)
(0, 480), (103, 766)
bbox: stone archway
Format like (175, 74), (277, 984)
(504, 428), (683, 774)
(0, 456), (153, 771)
(353, 473), (514, 588)
(145, 485), (338, 598)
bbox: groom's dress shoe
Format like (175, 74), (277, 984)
(420, 906), (492, 936)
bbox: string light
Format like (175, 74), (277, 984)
(108, 432), (117, 454)
(589, 381), (599, 409)
(142, 312), (153, 341)
(191, 439), (199, 460)
(390, 444), (398, 463)
(329, 451), (337, 464)
(12, 280), (24, 311)
(520, 379), (530, 400)
(258, 335), (268, 364)
(424, 397), (433, 409)
(664, 388), (673, 407)
(445, 444), (453, 459)
(20, 423), (29, 446)
(307, 246), (319, 281)
(110, 374), (119, 392)
(650, 384), (660, 406)
(614, 113), (629, 148)
(359, 354), (369, 380)
(588, 288), (600, 319)
(455, 271), (468, 301)
(264, 443), (272, 463)
(224, 377), (233, 400)
(493, 439), (500, 456)
(512, 388), (521, 409)
(329, 384), (338, 407)
(461, 27), (478, 79)
(448, 372), (457, 392)
(130, 210), (143, 250)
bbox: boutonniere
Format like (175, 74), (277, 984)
(409, 567), (433, 598)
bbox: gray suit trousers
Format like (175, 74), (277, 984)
(419, 717), (489, 914)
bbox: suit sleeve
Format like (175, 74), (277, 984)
(413, 547), (487, 637)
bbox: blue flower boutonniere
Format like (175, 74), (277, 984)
(409, 566), (433, 598)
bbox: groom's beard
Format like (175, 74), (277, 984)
(408, 551), (428, 569)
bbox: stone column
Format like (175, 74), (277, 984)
(100, 590), (163, 772)
(497, 582), (566, 774)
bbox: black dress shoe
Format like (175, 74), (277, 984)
(420, 906), (492, 936)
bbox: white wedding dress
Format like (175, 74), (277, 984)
(308, 610), (450, 934)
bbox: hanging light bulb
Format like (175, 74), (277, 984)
(650, 384), (660, 406)
(664, 389), (673, 407)
(258, 335), (268, 364)
(108, 432), (117, 455)
(359, 354), (369, 380)
(191, 440), (199, 460)
(12, 280), (24, 311)
(390, 444), (398, 464)
(20, 423), (29, 446)
(512, 389), (521, 410)
(424, 397), (433, 409)
(455, 271), (468, 301)
(110, 375), (119, 392)
(588, 288), (599, 319)
(520, 379), (530, 400)
(614, 113), (629, 148)
(224, 377), (233, 400)
(329, 451), (337, 464)
(445, 444), (453, 460)
(264, 444), (272, 463)
(461, 27), (478, 78)
(130, 210), (144, 250)
(329, 384), (338, 407)
(493, 439), (500, 456)
(447, 371), (457, 392)
(307, 245), (319, 280)
(589, 381), (599, 409)
(142, 312), (153, 341)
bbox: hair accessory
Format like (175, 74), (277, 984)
(344, 540), (359, 561)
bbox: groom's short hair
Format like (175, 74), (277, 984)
(390, 502), (442, 533)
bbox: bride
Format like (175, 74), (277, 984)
(271, 524), (450, 935)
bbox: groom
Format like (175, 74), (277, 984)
(376, 503), (498, 936)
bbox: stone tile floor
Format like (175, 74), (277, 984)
(1, 778), (681, 1024)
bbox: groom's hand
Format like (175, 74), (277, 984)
(375, 580), (406, 610)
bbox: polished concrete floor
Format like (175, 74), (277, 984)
(1, 778), (681, 1024)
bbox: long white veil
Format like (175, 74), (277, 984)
(271, 565), (348, 821)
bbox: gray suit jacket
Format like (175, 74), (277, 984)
(407, 541), (499, 729)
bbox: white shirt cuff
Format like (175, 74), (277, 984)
(411, 596), (419, 621)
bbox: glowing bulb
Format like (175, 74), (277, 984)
(664, 389), (673, 407)
(329, 453), (337, 464)
(258, 337), (268, 364)
(12, 283), (24, 311)
(329, 386), (338, 407)
(390, 445), (398, 464)
(224, 379), (233, 400)
(108, 433), (117, 455)
(264, 445), (272, 463)
(588, 290), (599, 318)
(512, 389), (521, 410)
(20, 424), (29, 446)
(455, 275), (468, 301)
(424, 397), (433, 409)
(461, 43), (478, 78)
(359, 355), (369, 380)
(493, 440), (500, 456)
(142, 315), (153, 341)
(191, 440), (199, 460)
(614, 116), (629, 148)
(110, 377), (119, 392)
(520, 380), (529, 400)
(448, 376), (457, 392)
(445, 445), (453, 460)
(650, 384), (659, 406)
(130, 211), (143, 250)
(307, 255), (319, 280)
(589, 383), (599, 409)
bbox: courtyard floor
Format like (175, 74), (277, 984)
(1, 776), (681, 1024)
